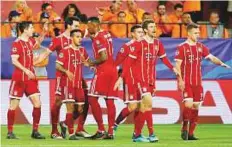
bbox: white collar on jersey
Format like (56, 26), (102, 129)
(185, 39), (197, 46)
(94, 29), (104, 37)
(70, 44), (81, 50)
(62, 32), (71, 39)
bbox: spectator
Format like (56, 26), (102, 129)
(52, 17), (64, 37)
(200, 11), (229, 38)
(183, 0), (201, 22)
(153, 3), (172, 37)
(12, 0), (33, 21)
(1, 10), (21, 38)
(35, 2), (59, 23)
(61, 3), (87, 23)
(96, 0), (122, 22)
(142, 12), (153, 22)
(34, 12), (55, 37)
(172, 12), (193, 38)
(169, 3), (183, 23)
(125, 0), (145, 24)
(110, 11), (127, 38)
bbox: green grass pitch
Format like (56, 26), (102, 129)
(1, 124), (232, 147)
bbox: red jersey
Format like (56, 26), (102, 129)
(92, 30), (115, 73)
(11, 37), (36, 81)
(48, 33), (71, 55)
(56, 45), (89, 88)
(127, 38), (167, 85)
(175, 41), (210, 86)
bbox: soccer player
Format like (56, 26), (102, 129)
(84, 17), (118, 139)
(56, 29), (90, 140)
(7, 21), (45, 139)
(34, 17), (90, 139)
(175, 23), (230, 140)
(114, 20), (178, 142)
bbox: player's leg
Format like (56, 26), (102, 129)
(7, 99), (20, 139)
(181, 86), (194, 140)
(29, 94), (45, 139)
(188, 85), (203, 140)
(7, 81), (22, 139)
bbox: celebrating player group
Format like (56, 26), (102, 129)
(6, 16), (230, 143)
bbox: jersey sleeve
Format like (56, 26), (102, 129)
(157, 41), (167, 58)
(48, 37), (60, 52)
(115, 44), (129, 66)
(56, 50), (66, 65)
(11, 42), (22, 56)
(94, 35), (108, 54)
(175, 45), (184, 61)
(201, 43), (210, 59)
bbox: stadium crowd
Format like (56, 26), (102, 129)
(1, 0), (231, 38)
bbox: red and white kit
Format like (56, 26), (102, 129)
(9, 37), (40, 99)
(48, 33), (71, 97)
(88, 30), (118, 99)
(175, 41), (210, 102)
(56, 45), (89, 104)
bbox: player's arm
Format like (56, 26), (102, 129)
(33, 49), (51, 66)
(175, 59), (185, 91)
(56, 62), (74, 81)
(206, 54), (231, 68)
(88, 50), (107, 66)
(11, 55), (36, 80)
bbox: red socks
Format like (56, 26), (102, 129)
(106, 99), (116, 135)
(32, 107), (41, 131)
(7, 109), (15, 133)
(89, 97), (105, 132)
(65, 113), (74, 135)
(189, 109), (199, 136)
(145, 110), (154, 135)
(51, 104), (61, 134)
(134, 111), (145, 137)
(182, 106), (192, 131)
(115, 107), (131, 125)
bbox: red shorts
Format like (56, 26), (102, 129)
(63, 87), (85, 104)
(55, 76), (65, 97)
(123, 77), (140, 103)
(9, 80), (40, 99)
(183, 85), (203, 102)
(89, 70), (118, 99)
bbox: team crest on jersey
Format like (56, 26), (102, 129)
(120, 48), (124, 53)
(59, 53), (64, 58)
(12, 47), (17, 52)
(198, 47), (202, 52)
(130, 47), (135, 52)
(154, 45), (158, 51)
(184, 92), (188, 97)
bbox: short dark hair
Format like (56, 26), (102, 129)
(157, 3), (165, 9)
(142, 20), (155, 30)
(187, 23), (199, 32)
(17, 21), (33, 33)
(117, 11), (126, 17)
(41, 3), (51, 11)
(130, 25), (142, 33)
(65, 16), (80, 29)
(87, 17), (100, 23)
(174, 3), (183, 10)
(210, 11), (219, 16)
(70, 29), (82, 37)
(143, 12), (151, 17)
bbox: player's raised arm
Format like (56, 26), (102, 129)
(33, 48), (51, 65)
(206, 55), (231, 68)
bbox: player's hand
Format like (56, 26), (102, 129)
(152, 89), (156, 96)
(113, 77), (123, 91)
(25, 69), (36, 80)
(65, 70), (74, 81)
(178, 79), (185, 92)
(221, 63), (231, 69)
(173, 67), (179, 76)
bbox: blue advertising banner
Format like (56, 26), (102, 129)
(1, 38), (232, 79)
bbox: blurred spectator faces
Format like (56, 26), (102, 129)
(182, 13), (192, 25)
(117, 11), (126, 22)
(112, 0), (122, 12)
(127, 0), (137, 12)
(42, 3), (53, 16)
(142, 12), (152, 22)
(8, 10), (21, 23)
(174, 4), (183, 18)
(157, 4), (166, 15)
(209, 12), (220, 25)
